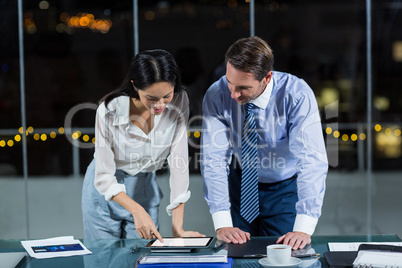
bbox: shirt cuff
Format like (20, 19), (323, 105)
(212, 210), (233, 231)
(166, 190), (191, 216)
(293, 214), (318, 235)
(104, 184), (126, 201)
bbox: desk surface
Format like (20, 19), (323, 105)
(1, 234), (400, 268)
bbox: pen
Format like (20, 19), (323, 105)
(244, 254), (267, 258)
(244, 253), (320, 258)
(212, 242), (227, 252)
(292, 253), (320, 258)
(132, 245), (138, 253)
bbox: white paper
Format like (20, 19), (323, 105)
(138, 255), (228, 264)
(328, 242), (402, 251)
(21, 236), (92, 259)
(353, 250), (402, 267)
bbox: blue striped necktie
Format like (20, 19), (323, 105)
(240, 102), (259, 223)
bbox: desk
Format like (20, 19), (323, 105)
(1, 234), (400, 267)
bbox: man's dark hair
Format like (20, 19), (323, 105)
(225, 36), (274, 81)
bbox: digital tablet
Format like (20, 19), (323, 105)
(145, 237), (214, 252)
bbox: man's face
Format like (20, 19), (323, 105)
(225, 62), (272, 105)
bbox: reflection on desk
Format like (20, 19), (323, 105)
(83, 239), (145, 268)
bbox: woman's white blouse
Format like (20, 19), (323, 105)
(94, 91), (191, 215)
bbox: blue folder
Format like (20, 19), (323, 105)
(136, 257), (234, 268)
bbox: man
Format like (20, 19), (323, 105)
(201, 36), (328, 249)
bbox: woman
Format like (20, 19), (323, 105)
(82, 49), (204, 241)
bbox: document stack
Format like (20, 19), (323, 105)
(136, 254), (233, 267)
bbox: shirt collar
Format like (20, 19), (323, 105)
(249, 76), (274, 109)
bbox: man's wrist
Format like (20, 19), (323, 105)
(212, 210), (233, 231)
(293, 214), (318, 235)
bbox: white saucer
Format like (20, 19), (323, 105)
(258, 257), (302, 268)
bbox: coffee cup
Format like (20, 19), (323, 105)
(267, 244), (292, 265)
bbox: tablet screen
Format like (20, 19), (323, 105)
(148, 237), (213, 248)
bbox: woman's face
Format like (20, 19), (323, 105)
(137, 81), (175, 115)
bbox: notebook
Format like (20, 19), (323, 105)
(226, 238), (312, 258)
(324, 243), (402, 268)
(353, 246), (402, 267)
(0, 252), (26, 268)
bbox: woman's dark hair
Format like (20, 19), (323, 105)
(225, 36), (274, 81)
(102, 49), (182, 108)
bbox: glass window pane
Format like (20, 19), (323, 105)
(0, 0), (23, 177)
(0, 0), (27, 239)
(254, 0), (401, 238)
(20, 1), (134, 175)
(0, 0), (134, 239)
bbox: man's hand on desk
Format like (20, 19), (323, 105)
(276, 231), (311, 250)
(216, 227), (250, 244)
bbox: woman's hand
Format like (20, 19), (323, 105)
(132, 205), (163, 242)
(112, 192), (163, 242)
(172, 228), (206, 238)
(171, 203), (205, 238)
